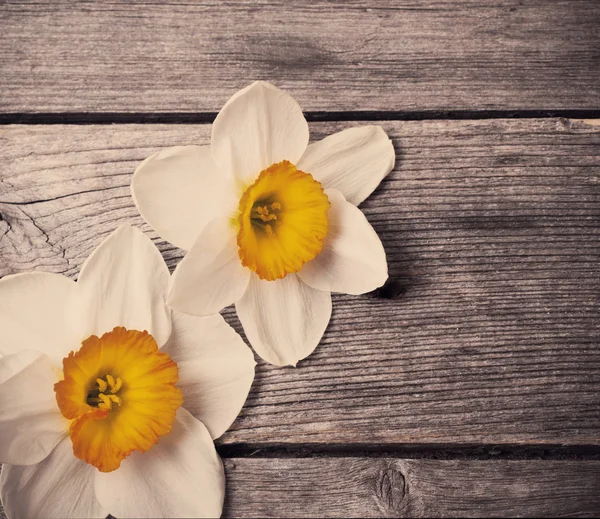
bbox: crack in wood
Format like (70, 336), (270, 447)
(0, 184), (129, 206)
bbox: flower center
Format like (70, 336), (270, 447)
(54, 327), (183, 473)
(86, 374), (123, 410)
(250, 201), (282, 236)
(237, 160), (330, 281)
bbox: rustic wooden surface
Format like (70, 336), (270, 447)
(1, 0), (600, 113)
(2, 0), (600, 517)
(2, 120), (600, 449)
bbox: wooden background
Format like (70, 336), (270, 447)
(1, 1), (600, 517)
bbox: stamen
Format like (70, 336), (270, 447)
(265, 224), (275, 237)
(110, 377), (123, 394)
(252, 205), (278, 222)
(98, 394), (113, 410)
(108, 394), (122, 406)
(87, 374), (124, 410)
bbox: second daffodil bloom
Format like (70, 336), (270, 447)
(132, 81), (395, 366)
(0, 225), (256, 519)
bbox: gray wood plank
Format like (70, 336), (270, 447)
(1, 459), (599, 518)
(1, 0), (599, 113)
(1, 119), (600, 446)
(222, 458), (600, 518)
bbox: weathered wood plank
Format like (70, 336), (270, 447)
(1, 119), (600, 446)
(1, 0), (599, 113)
(222, 458), (600, 518)
(2, 459), (599, 518)
(224, 458), (600, 518)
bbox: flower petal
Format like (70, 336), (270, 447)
(0, 350), (68, 465)
(0, 436), (106, 519)
(69, 224), (172, 346)
(211, 81), (309, 184)
(299, 189), (388, 295)
(236, 273), (332, 366)
(161, 311), (255, 439)
(168, 217), (251, 315)
(297, 125), (395, 206)
(0, 272), (77, 365)
(95, 408), (224, 519)
(132, 145), (236, 251)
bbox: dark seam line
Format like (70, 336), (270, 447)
(216, 443), (600, 460)
(1, 109), (600, 125)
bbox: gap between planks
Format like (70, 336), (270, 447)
(216, 443), (600, 460)
(1, 109), (600, 125)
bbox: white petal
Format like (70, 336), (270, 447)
(132, 145), (236, 251)
(169, 217), (250, 316)
(0, 350), (68, 465)
(211, 81), (309, 184)
(0, 350), (41, 385)
(161, 311), (255, 439)
(236, 274), (332, 366)
(68, 224), (172, 346)
(0, 437), (106, 519)
(95, 408), (224, 519)
(298, 125), (395, 206)
(0, 272), (77, 365)
(299, 189), (388, 295)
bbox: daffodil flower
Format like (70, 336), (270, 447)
(0, 225), (255, 519)
(132, 81), (395, 366)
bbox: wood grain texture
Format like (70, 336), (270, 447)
(1, 119), (600, 447)
(222, 458), (600, 518)
(1, 0), (599, 113)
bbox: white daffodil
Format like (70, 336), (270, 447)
(0, 225), (255, 519)
(132, 81), (395, 366)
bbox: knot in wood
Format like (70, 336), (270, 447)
(375, 463), (407, 514)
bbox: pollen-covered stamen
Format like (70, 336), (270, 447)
(96, 378), (108, 392)
(97, 393), (122, 411)
(251, 202), (282, 230)
(86, 374), (124, 410)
